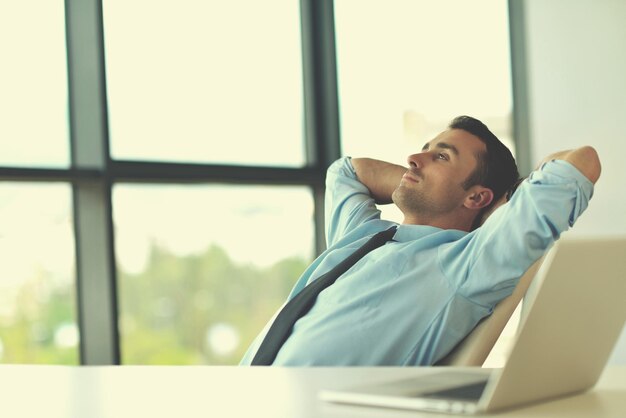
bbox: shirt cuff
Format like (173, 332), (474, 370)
(530, 159), (595, 227)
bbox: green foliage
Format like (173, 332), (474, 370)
(0, 270), (78, 364)
(0, 243), (307, 365)
(119, 243), (308, 365)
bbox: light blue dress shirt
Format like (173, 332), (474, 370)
(240, 157), (594, 366)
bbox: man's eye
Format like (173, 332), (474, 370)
(437, 153), (448, 161)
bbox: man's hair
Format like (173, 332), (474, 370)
(449, 115), (520, 211)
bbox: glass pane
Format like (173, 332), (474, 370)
(335, 0), (514, 165)
(0, 183), (77, 364)
(0, 2), (70, 167)
(114, 184), (314, 364)
(103, 0), (305, 167)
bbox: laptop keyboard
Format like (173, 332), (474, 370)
(420, 380), (488, 401)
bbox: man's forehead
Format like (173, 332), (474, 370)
(422, 140), (459, 156)
(424, 129), (486, 155)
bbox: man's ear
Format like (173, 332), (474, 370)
(478, 193), (508, 226)
(464, 187), (494, 210)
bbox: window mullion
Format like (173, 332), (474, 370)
(508, 0), (533, 176)
(66, 0), (119, 365)
(301, 0), (341, 255)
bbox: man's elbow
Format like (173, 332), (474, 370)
(567, 146), (601, 184)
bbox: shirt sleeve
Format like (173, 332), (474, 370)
(324, 157), (382, 247)
(438, 159), (595, 308)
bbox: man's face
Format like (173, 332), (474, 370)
(392, 129), (486, 218)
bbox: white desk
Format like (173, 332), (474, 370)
(1, 365), (624, 417)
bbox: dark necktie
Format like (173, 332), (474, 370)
(251, 226), (398, 365)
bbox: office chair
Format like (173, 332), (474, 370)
(435, 257), (545, 366)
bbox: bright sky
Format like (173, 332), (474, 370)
(0, 1), (69, 167)
(335, 0), (513, 164)
(113, 184), (315, 274)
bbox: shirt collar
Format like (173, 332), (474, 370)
(393, 223), (467, 243)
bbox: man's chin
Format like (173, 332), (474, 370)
(391, 187), (402, 207)
(392, 188), (417, 213)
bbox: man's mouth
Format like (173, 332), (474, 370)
(402, 170), (421, 183)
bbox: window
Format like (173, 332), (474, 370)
(0, 184), (77, 364)
(0, 1), (70, 167)
(113, 185), (314, 364)
(103, 0), (305, 166)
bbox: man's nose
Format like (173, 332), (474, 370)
(407, 152), (427, 168)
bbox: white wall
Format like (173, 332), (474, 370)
(524, 0), (626, 364)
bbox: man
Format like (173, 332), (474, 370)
(240, 116), (600, 366)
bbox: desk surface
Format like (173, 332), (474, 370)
(0, 365), (624, 418)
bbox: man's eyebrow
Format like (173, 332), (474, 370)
(422, 142), (459, 156)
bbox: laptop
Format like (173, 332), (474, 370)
(319, 237), (626, 414)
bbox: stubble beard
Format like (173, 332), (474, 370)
(392, 183), (459, 219)
(392, 183), (430, 217)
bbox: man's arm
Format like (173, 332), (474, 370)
(478, 146), (600, 226)
(351, 158), (406, 204)
(539, 146), (601, 184)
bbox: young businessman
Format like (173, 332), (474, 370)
(241, 116), (600, 366)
